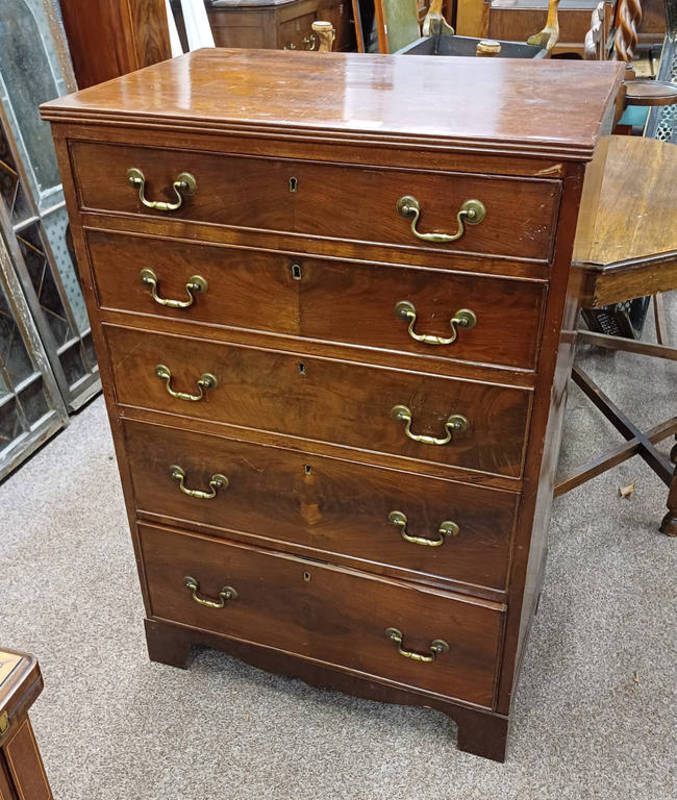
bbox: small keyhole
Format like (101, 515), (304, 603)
(298, 362), (305, 375)
(289, 176), (298, 193)
(303, 571), (311, 582)
(304, 464), (312, 475)
(291, 263), (302, 280)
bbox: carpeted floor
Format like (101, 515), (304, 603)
(1, 299), (676, 800)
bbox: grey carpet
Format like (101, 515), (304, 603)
(1, 297), (676, 800)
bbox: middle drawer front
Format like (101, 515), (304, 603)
(124, 420), (518, 591)
(139, 522), (505, 708)
(87, 229), (546, 370)
(106, 325), (531, 478)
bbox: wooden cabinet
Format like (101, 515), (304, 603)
(207, 0), (355, 51)
(42, 48), (622, 761)
(0, 649), (52, 800)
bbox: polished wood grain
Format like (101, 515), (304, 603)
(0, 650), (51, 800)
(87, 229), (546, 370)
(574, 136), (677, 306)
(41, 49), (624, 160)
(71, 142), (561, 260)
(0, 759), (14, 800)
(105, 324), (532, 478)
(140, 522), (505, 707)
(58, 0), (171, 89)
(124, 419), (518, 591)
(3, 721), (51, 800)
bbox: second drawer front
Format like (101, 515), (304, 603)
(140, 523), (504, 708)
(87, 229), (545, 370)
(106, 325), (531, 478)
(124, 420), (517, 590)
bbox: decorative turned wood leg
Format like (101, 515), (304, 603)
(454, 708), (509, 762)
(659, 439), (677, 537)
(144, 619), (194, 668)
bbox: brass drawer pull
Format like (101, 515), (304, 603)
(170, 465), (228, 499)
(385, 628), (449, 663)
(140, 268), (207, 309)
(127, 167), (197, 212)
(395, 301), (477, 346)
(391, 404), (468, 446)
(155, 364), (217, 402)
(396, 195), (486, 243)
(184, 576), (237, 609)
(388, 510), (459, 547)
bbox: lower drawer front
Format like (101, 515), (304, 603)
(125, 419), (517, 591)
(106, 325), (530, 478)
(139, 523), (504, 707)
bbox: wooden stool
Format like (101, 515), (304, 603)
(0, 649), (52, 800)
(560, 136), (677, 535)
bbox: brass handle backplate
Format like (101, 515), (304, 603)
(391, 404), (468, 446)
(184, 576), (237, 609)
(155, 364), (217, 402)
(127, 167), (197, 212)
(385, 627), (449, 663)
(140, 268), (207, 309)
(170, 465), (228, 499)
(396, 195), (486, 243)
(395, 301), (477, 346)
(388, 510), (459, 547)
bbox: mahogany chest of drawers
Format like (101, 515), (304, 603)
(42, 49), (622, 761)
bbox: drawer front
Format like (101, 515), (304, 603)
(88, 230), (545, 370)
(124, 420), (517, 590)
(72, 142), (560, 260)
(139, 523), (504, 707)
(106, 325), (531, 477)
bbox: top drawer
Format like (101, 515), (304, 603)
(70, 142), (561, 261)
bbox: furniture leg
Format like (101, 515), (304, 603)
(454, 707), (509, 762)
(653, 293), (667, 345)
(145, 619), (194, 668)
(660, 437), (677, 537)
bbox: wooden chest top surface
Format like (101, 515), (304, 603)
(41, 48), (623, 160)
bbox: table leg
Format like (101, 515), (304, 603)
(660, 437), (677, 537)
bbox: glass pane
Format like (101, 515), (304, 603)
(0, 277), (35, 386)
(0, 1), (64, 200)
(18, 374), (49, 425)
(0, 122), (32, 227)
(0, 395), (25, 447)
(42, 206), (89, 334)
(17, 222), (74, 347)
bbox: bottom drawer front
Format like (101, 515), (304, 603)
(140, 523), (504, 708)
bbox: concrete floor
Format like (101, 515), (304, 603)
(1, 299), (675, 799)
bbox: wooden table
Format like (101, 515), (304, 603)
(560, 136), (677, 535)
(575, 136), (677, 307)
(0, 649), (52, 800)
